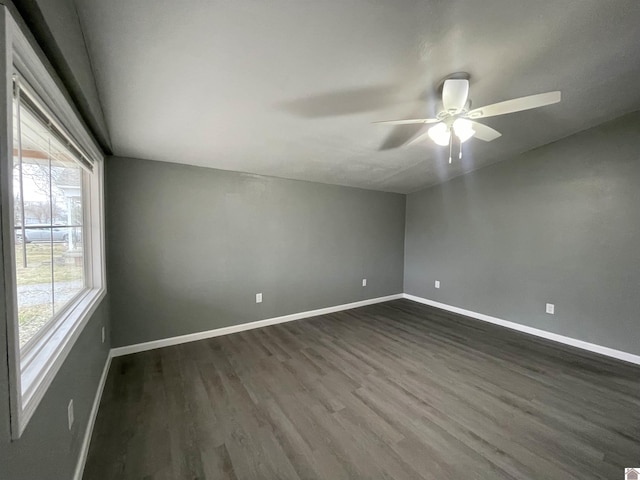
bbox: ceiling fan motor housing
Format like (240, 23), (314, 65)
(442, 79), (470, 114)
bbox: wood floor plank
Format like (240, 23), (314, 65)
(84, 299), (640, 479)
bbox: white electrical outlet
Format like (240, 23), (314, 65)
(101, 326), (105, 343)
(362, 278), (367, 287)
(68, 399), (74, 430)
(546, 303), (555, 315)
(256, 293), (263, 304)
(435, 280), (440, 289)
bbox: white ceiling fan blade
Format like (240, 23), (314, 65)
(469, 121), (502, 141)
(467, 91), (561, 119)
(373, 118), (440, 125)
(442, 79), (469, 113)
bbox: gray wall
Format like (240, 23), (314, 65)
(405, 112), (640, 355)
(0, 300), (110, 480)
(107, 157), (406, 347)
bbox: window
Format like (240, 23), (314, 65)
(13, 82), (87, 349)
(1, 8), (105, 438)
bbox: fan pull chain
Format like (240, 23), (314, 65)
(448, 134), (453, 164)
(459, 139), (462, 160)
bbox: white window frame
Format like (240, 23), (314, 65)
(0, 7), (106, 438)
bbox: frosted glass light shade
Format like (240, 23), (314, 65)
(453, 118), (475, 143)
(428, 123), (451, 146)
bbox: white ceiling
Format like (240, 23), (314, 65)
(75, 0), (640, 193)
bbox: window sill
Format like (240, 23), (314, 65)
(15, 286), (106, 439)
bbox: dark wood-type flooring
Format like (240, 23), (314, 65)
(84, 299), (640, 479)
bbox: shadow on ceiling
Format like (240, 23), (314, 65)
(275, 84), (406, 118)
(276, 83), (441, 151)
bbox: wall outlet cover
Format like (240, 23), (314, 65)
(256, 293), (263, 304)
(362, 278), (367, 287)
(435, 280), (440, 289)
(546, 303), (555, 315)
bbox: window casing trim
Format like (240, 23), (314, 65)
(0, 6), (106, 439)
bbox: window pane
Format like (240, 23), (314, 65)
(50, 145), (85, 314)
(14, 100), (56, 346)
(12, 92), (87, 348)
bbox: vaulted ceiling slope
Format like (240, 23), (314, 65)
(7, 0), (112, 150)
(74, 0), (640, 193)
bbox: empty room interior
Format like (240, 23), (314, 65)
(1, 1), (639, 479)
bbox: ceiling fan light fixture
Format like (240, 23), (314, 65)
(453, 118), (475, 143)
(374, 73), (560, 153)
(428, 122), (451, 146)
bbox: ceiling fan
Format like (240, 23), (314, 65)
(374, 76), (561, 163)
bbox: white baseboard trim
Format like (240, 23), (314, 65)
(73, 352), (112, 480)
(111, 294), (404, 357)
(403, 293), (640, 366)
